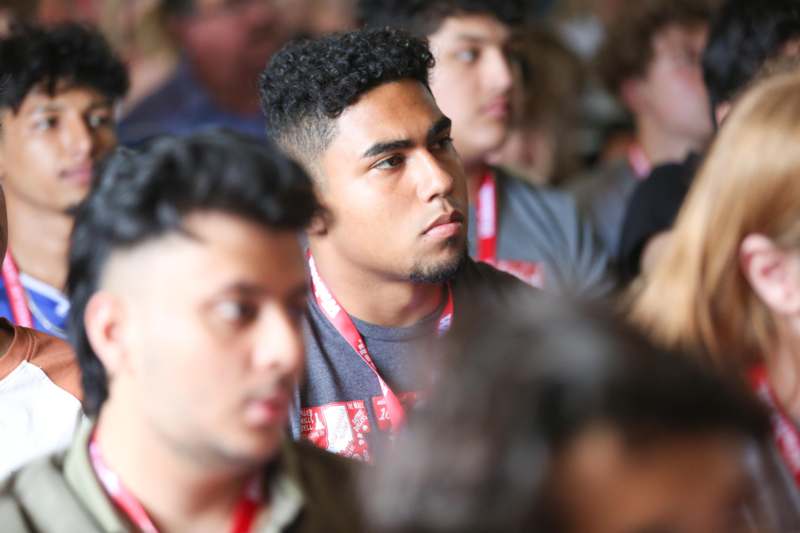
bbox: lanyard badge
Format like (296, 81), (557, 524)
(89, 434), (263, 533)
(2, 251), (33, 328)
(750, 365), (800, 488)
(307, 253), (454, 433)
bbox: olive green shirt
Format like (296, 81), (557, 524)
(0, 421), (363, 532)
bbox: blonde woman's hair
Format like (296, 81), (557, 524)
(630, 70), (800, 370)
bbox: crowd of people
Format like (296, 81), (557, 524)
(0, 0), (799, 531)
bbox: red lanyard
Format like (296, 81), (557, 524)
(1, 251), (33, 328)
(89, 434), (263, 533)
(627, 143), (652, 179)
(475, 171), (498, 263)
(307, 253), (454, 432)
(749, 365), (800, 488)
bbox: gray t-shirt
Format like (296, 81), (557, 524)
(292, 259), (528, 461)
(568, 159), (639, 261)
(468, 168), (614, 298)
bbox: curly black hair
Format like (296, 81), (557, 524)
(363, 291), (770, 532)
(259, 27), (434, 170)
(0, 22), (128, 112)
(702, 0), (800, 113)
(67, 130), (319, 415)
(358, 0), (525, 37)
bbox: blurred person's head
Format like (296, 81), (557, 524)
(488, 26), (585, 185)
(306, 0), (357, 35)
(702, 0), (800, 125)
(35, 0), (99, 25)
(68, 131), (318, 464)
(631, 71), (800, 378)
(598, 0), (714, 163)
(163, 0), (307, 113)
(0, 0), (38, 34)
(261, 28), (468, 285)
(0, 23), (128, 215)
(364, 293), (769, 533)
(359, 0), (524, 172)
(99, 0), (175, 60)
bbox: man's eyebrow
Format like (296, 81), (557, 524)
(29, 99), (112, 114)
(219, 281), (308, 300)
(362, 139), (414, 159)
(426, 116), (452, 145)
(455, 33), (488, 43)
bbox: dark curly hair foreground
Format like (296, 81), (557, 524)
(0, 22), (128, 112)
(259, 27), (434, 170)
(358, 0), (525, 38)
(362, 291), (770, 532)
(67, 131), (319, 415)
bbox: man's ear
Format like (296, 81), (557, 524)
(84, 291), (128, 378)
(306, 203), (332, 236)
(714, 101), (732, 126)
(740, 233), (800, 316)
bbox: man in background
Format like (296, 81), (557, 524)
(619, 0), (800, 281)
(0, 23), (128, 337)
(360, 0), (613, 296)
(118, 0), (307, 145)
(570, 0), (714, 261)
(0, 132), (362, 532)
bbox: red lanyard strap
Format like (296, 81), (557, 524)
(749, 365), (800, 488)
(89, 435), (262, 533)
(627, 143), (652, 180)
(2, 251), (33, 328)
(307, 254), (454, 432)
(475, 171), (497, 263)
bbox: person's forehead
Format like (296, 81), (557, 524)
(102, 212), (306, 294)
(192, 0), (293, 14)
(429, 13), (512, 48)
(15, 84), (111, 115)
(330, 80), (444, 150)
(556, 426), (748, 532)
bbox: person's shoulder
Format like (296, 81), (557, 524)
(0, 493), (29, 532)
(291, 438), (362, 478)
(495, 167), (581, 216)
(567, 159), (634, 198)
(15, 326), (82, 401)
(287, 440), (365, 532)
(453, 258), (538, 299)
(635, 153), (700, 198)
(0, 454), (94, 533)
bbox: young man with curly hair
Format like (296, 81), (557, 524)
(359, 0), (613, 295)
(0, 23), (128, 338)
(570, 0), (715, 262)
(261, 27), (530, 460)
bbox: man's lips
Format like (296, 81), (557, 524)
(243, 390), (291, 427)
(482, 97), (510, 119)
(60, 163), (93, 185)
(423, 210), (466, 238)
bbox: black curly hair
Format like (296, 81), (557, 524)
(68, 130), (320, 416)
(358, 0), (525, 38)
(702, 0), (800, 113)
(259, 27), (434, 171)
(363, 291), (770, 532)
(0, 22), (129, 113)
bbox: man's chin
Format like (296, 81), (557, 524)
(217, 430), (284, 468)
(409, 249), (467, 284)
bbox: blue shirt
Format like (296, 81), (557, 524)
(117, 58), (266, 146)
(0, 273), (69, 339)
